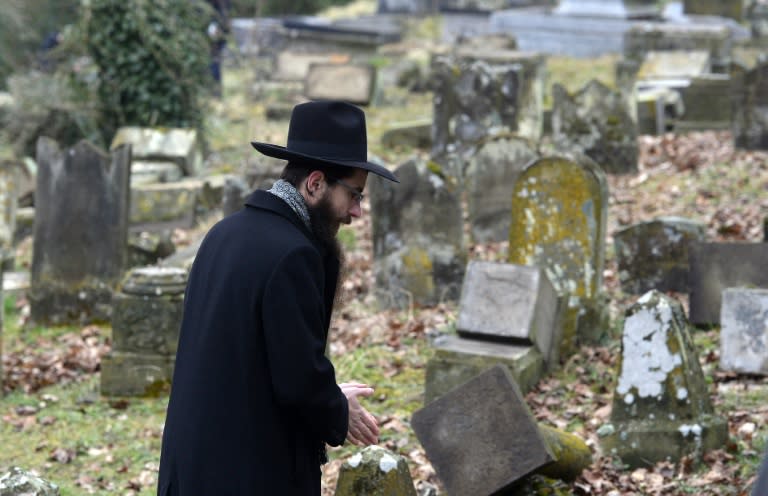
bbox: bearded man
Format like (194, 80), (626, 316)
(157, 101), (399, 495)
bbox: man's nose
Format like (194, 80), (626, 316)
(350, 202), (362, 218)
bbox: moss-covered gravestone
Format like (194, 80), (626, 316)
(614, 216), (706, 294)
(30, 138), (131, 325)
(600, 290), (728, 467)
(101, 266), (187, 397)
(552, 79), (638, 175)
(465, 136), (538, 243)
(0, 467), (60, 495)
(369, 157), (466, 309)
(334, 446), (416, 496)
(507, 156), (609, 356)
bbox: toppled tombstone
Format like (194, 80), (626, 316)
(552, 79), (638, 174)
(688, 242), (768, 325)
(369, 157), (466, 309)
(305, 63), (376, 105)
(508, 155), (609, 356)
(101, 266), (187, 397)
(465, 136), (538, 243)
(614, 217), (706, 294)
(0, 467), (60, 496)
(30, 138), (130, 325)
(335, 446), (417, 496)
(720, 288), (768, 375)
(110, 126), (201, 178)
(600, 290), (728, 467)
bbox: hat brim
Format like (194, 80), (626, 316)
(251, 141), (399, 183)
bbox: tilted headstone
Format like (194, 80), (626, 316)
(624, 23), (732, 73)
(675, 74), (733, 132)
(304, 63), (376, 106)
(111, 127), (201, 177)
(413, 365), (555, 495)
(424, 333), (545, 404)
(552, 80), (638, 174)
(101, 266), (187, 397)
(733, 58), (768, 150)
(600, 290), (728, 467)
(30, 138), (130, 325)
(554, 0), (660, 18)
(614, 217), (706, 294)
(688, 242), (768, 325)
(456, 261), (561, 367)
(369, 157), (466, 309)
(683, 0), (745, 21)
(431, 49), (545, 159)
(720, 288), (768, 375)
(0, 467), (60, 495)
(465, 136), (538, 243)
(508, 156), (609, 355)
(335, 446), (417, 496)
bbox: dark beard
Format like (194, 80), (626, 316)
(307, 194), (343, 262)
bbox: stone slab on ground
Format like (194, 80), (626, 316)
(720, 287), (768, 375)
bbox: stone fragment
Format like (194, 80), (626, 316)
(111, 127), (201, 177)
(335, 446), (416, 496)
(456, 261), (561, 366)
(720, 288), (768, 375)
(601, 290), (728, 467)
(465, 136), (538, 242)
(614, 217), (706, 294)
(0, 467), (60, 496)
(413, 365), (554, 495)
(507, 155), (609, 355)
(369, 158), (466, 309)
(552, 79), (638, 174)
(688, 242), (768, 325)
(304, 63), (376, 105)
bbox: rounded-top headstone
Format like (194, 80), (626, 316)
(334, 446), (417, 496)
(120, 266), (188, 296)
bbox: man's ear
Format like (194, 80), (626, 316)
(305, 170), (327, 199)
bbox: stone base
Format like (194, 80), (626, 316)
(100, 351), (175, 397)
(29, 283), (113, 326)
(600, 414), (728, 468)
(424, 335), (544, 404)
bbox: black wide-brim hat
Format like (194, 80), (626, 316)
(251, 100), (399, 182)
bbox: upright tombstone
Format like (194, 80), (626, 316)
(624, 23), (732, 73)
(601, 290), (728, 467)
(508, 156), (609, 355)
(552, 80), (638, 174)
(335, 446), (417, 496)
(688, 242), (768, 325)
(614, 217), (706, 294)
(30, 139), (130, 325)
(101, 266), (187, 396)
(304, 63), (376, 106)
(369, 158), (466, 309)
(733, 58), (768, 150)
(431, 49), (546, 160)
(720, 288), (768, 375)
(465, 136), (538, 243)
(675, 74), (733, 132)
(554, 0), (661, 18)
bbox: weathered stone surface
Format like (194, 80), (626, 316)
(111, 127), (201, 177)
(601, 290), (728, 467)
(222, 175), (250, 217)
(377, 0), (431, 14)
(0, 467), (60, 495)
(431, 49), (545, 159)
(675, 74), (733, 132)
(129, 161), (184, 186)
(614, 217), (706, 294)
(100, 351), (175, 397)
(508, 156), (609, 354)
(733, 59), (768, 150)
(465, 136), (538, 242)
(536, 424), (593, 482)
(552, 79), (638, 174)
(751, 2), (768, 38)
(274, 51), (350, 81)
(689, 242), (768, 325)
(111, 280), (185, 353)
(380, 120), (432, 150)
(456, 33), (517, 52)
(305, 63), (376, 105)
(555, 0), (660, 18)
(720, 288), (768, 375)
(30, 138), (130, 325)
(414, 365), (554, 495)
(683, 0), (745, 21)
(440, 0), (510, 11)
(335, 446), (417, 496)
(424, 334), (545, 404)
(130, 179), (199, 231)
(370, 158), (466, 309)
(636, 50), (711, 80)
(624, 23), (732, 72)
(456, 261), (561, 365)
(126, 230), (176, 268)
(0, 157), (19, 264)
(635, 86), (684, 134)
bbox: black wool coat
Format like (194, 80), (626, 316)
(157, 190), (349, 496)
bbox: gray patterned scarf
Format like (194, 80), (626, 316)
(267, 179), (311, 230)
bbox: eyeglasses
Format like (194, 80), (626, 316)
(326, 175), (365, 205)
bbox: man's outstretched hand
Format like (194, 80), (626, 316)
(339, 382), (379, 446)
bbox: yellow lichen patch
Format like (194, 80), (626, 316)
(401, 247), (434, 302)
